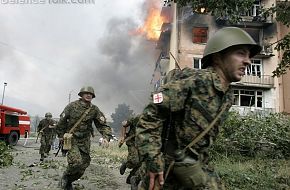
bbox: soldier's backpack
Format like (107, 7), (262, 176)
(163, 67), (196, 85)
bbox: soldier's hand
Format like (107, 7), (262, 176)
(58, 138), (64, 144)
(149, 171), (164, 190)
(118, 139), (124, 148)
(103, 138), (109, 148)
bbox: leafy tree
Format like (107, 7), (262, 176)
(110, 103), (134, 135)
(165, 0), (290, 77)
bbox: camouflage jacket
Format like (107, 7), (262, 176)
(37, 118), (56, 135)
(56, 99), (112, 141)
(136, 67), (234, 173)
(124, 115), (141, 145)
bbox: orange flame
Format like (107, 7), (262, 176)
(131, 6), (165, 41)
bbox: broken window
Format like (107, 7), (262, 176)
(233, 89), (263, 108)
(192, 27), (208, 43)
(193, 57), (202, 69)
(246, 59), (262, 76)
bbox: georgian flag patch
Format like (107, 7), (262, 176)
(153, 92), (163, 104)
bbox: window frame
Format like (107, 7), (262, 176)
(246, 59), (263, 77)
(192, 27), (208, 44)
(233, 89), (263, 108)
(193, 57), (202, 69)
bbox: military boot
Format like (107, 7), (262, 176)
(130, 175), (141, 190)
(126, 172), (133, 184)
(119, 161), (127, 175)
(60, 174), (73, 190)
(40, 154), (45, 161)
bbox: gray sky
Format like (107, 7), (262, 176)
(0, 0), (161, 119)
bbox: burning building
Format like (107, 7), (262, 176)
(141, 0), (290, 114)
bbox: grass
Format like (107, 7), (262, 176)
(91, 143), (290, 190)
(91, 142), (128, 167)
(212, 156), (290, 190)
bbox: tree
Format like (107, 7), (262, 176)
(30, 115), (41, 132)
(110, 103), (134, 135)
(165, 0), (290, 77)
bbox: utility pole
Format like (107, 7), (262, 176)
(1, 82), (7, 105)
(68, 90), (73, 103)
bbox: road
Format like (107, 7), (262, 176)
(0, 137), (130, 190)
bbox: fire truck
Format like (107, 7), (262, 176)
(0, 105), (31, 146)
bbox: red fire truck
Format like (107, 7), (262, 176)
(0, 105), (31, 146)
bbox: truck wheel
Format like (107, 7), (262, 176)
(7, 131), (19, 146)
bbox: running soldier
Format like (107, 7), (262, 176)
(136, 27), (262, 189)
(37, 112), (56, 161)
(56, 86), (112, 190)
(119, 115), (142, 190)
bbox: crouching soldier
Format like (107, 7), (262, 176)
(119, 115), (142, 190)
(56, 86), (112, 190)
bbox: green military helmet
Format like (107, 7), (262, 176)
(78, 86), (95, 98)
(201, 27), (262, 69)
(45, 112), (52, 118)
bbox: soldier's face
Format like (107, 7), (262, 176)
(82, 93), (93, 102)
(219, 46), (251, 82)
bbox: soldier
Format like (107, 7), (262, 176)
(136, 27), (262, 190)
(56, 86), (112, 190)
(37, 112), (56, 161)
(119, 115), (142, 190)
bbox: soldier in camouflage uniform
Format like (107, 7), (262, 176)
(119, 115), (142, 189)
(37, 112), (56, 161)
(56, 86), (112, 190)
(136, 27), (262, 190)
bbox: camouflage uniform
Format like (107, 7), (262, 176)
(124, 115), (141, 169)
(37, 118), (56, 157)
(136, 67), (234, 190)
(56, 99), (112, 184)
(120, 115), (142, 188)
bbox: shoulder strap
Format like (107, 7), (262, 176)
(183, 102), (229, 151)
(68, 105), (92, 134)
(40, 126), (48, 133)
(39, 120), (52, 132)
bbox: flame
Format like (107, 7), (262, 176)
(131, 6), (165, 41)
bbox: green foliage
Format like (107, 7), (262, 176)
(0, 141), (13, 167)
(211, 112), (290, 158)
(273, 34), (290, 76)
(167, 0), (256, 22)
(110, 103), (134, 134)
(213, 157), (290, 190)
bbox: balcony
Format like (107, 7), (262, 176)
(231, 75), (274, 88)
(216, 15), (273, 27)
(231, 106), (275, 116)
(256, 45), (275, 58)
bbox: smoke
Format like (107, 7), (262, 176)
(0, 1), (160, 118)
(74, 17), (159, 116)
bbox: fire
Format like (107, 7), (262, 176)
(131, 5), (165, 41)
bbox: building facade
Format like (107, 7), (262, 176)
(156, 0), (290, 115)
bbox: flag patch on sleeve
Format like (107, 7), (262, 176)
(153, 92), (163, 104)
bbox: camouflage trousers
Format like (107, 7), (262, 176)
(63, 136), (91, 183)
(39, 134), (53, 155)
(126, 144), (139, 169)
(138, 162), (225, 190)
